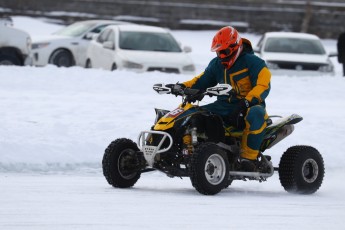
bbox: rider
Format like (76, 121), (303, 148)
(179, 26), (271, 171)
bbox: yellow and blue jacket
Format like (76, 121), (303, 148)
(183, 39), (271, 107)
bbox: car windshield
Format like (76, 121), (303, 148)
(53, 21), (96, 37)
(264, 37), (326, 55)
(119, 31), (182, 52)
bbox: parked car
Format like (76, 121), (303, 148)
(0, 17), (33, 66)
(254, 32), (336, 75)
(31, 20), (132, 67)
(85, 24), (195, 74)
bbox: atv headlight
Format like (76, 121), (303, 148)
(123, 61), (143, 69)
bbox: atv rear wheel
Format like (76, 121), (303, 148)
(190, 143), (230, 195)
(102, 138), (141, 188)
(279, 145), (324, 194)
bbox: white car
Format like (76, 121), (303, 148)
(85, 24), (195, 74)
(0, 17), (33, 66)
(254, 32), (336, 75)
(31, 20), (132, 67)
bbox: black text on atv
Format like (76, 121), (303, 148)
(102, 83), (324, 195)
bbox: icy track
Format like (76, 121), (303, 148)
(0, 16), (345, 229)
(1, 170), (344, 230)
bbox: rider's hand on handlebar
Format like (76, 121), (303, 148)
(187, 89), (205, 103)
(170, 83), (186, 95)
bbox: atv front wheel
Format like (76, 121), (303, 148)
(279, 145), (324, 194)
(102, 138), (141, 188)
(190, 143), (230, 195)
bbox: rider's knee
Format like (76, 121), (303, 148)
(246, 105), (265, 123)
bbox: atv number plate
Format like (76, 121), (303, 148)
(167, 108), (184, 118)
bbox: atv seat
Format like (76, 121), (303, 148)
(224, 118), (273, 138)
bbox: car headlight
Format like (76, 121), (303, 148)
(319, 60), (334, 73)
(31, 42), (50, 50)
(123, 61), (143, 69)
(182, 64), (195, 72)
(266, 61), (279, 70)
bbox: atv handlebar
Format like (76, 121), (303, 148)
(153, 83), (232, 98)
(153, 83), (232, 104)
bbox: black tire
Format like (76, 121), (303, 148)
(102, 138), (141, 188)
(279, 145), (324, 194)
(49, 49), (74, 67)
(224, 179), (233, 189)
(85, 59), (92, 68)
(0, 54), (21, 65)
(190, 142), (230, 195)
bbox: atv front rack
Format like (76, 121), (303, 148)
(137, 130), (173, 167)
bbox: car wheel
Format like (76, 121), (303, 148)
(0, 54), (21, 66)
(49, 49), (74, 67)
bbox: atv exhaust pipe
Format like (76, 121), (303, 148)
(265, 124), (294, 149)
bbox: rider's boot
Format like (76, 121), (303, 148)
(239, 157), (257, 172)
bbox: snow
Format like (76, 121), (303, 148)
(1, 16), (345, 230)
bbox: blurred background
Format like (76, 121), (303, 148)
(1, 0), (345, 38)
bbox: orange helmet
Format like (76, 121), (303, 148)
(211, 26), (243, 68)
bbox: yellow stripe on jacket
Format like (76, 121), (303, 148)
(183, 72), (204, 88)
(245, 67), (271, 103)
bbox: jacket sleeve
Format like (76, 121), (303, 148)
(245, 56), (271, 105)
(183, 58), (218, 90)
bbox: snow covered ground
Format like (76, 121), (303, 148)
(1, 16), (345, 229)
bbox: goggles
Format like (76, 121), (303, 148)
(216, 43), (239, 59)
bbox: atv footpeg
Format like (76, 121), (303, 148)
(229, 170), (274, 181)
(230, 154), (275, 181)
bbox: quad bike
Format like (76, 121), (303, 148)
(102, 83), (324, 195)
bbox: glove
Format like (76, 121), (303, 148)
(187, 89), (205, 103)
(229, 99), (250, 129)
(169, 83), (185, 95)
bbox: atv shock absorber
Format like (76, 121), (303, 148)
(183, 133), (193, 155)
(191, 127), (198, 144)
